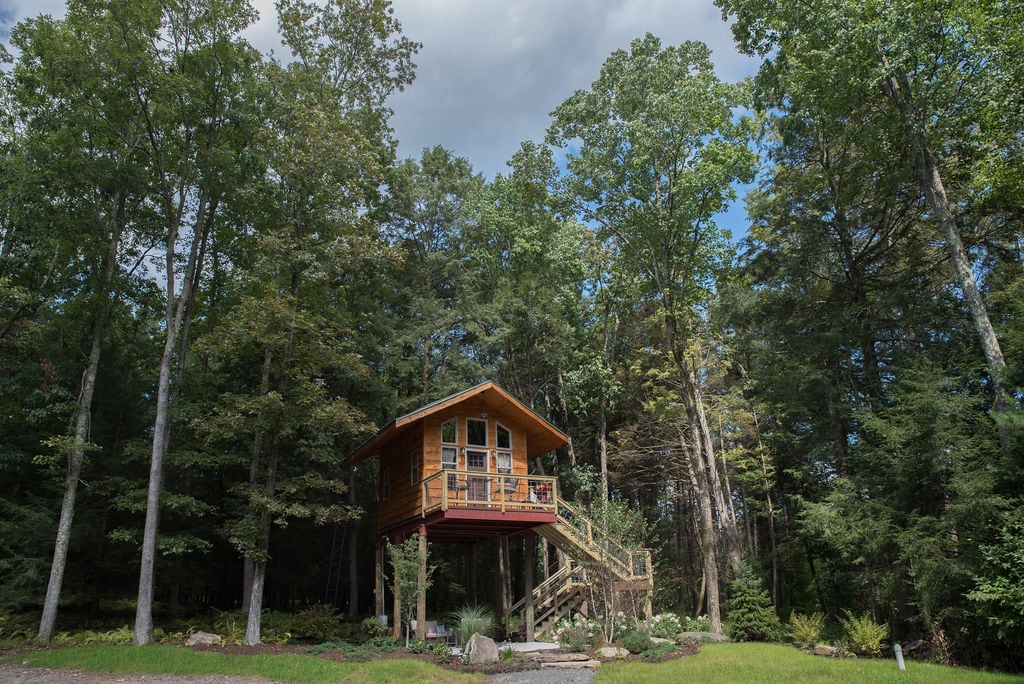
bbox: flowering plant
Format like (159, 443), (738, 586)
(646, 612), (683, 639)
(553, 614), (603, 652)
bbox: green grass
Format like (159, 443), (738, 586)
(1, 645), (481, 683)
(594, 643), (1024, 684)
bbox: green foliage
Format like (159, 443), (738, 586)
(839, 611), (888, 657)
(53, 626), (134, 646)
(725, 563), (784, 642)
(620, 629), (653, 654)
(554, 614), (602, 652)
(968, 504), (1024, 646)
(360, 616), (388, 639)
(386, 534), (435, 640)
(407, 639), (430, 654)
(645, 612), (683, 639)
(430, 641), (453, 664)
(787, 612), (825, 650)
(288, 604), (342, 641)
(499, 646), (517, 661)
(450, 604), (493, 644)
(638, 641), (678, 660)
(681, 615), (710, 632)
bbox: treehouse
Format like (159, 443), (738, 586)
(349, 381), (652, 641)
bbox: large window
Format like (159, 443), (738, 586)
(495, 450), (512, 474)
(441, 418), (457, 444)
(466, 418), (487, 446)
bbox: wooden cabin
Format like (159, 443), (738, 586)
(349, 381), (652, 641)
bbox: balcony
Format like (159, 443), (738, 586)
(421, 470), (559, 516)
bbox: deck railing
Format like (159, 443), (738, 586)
(421, 470), (558, 516)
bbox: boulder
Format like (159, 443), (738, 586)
(465, 633), (500, 665)
(597, 646), (630, 658)
(651, 637), (673, 645)
(185, 631), (223, 647)
(678, 631), (729, 643)
(812, 644), (842, 658)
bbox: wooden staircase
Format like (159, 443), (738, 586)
(510, 499), (653, 639)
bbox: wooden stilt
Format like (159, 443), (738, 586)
(524, 530), (535, 642)
(493, 537), (504, 631)
(374, 541), (383, 620)
(416, 525), (427, 641)
(391, 537), (402, 639)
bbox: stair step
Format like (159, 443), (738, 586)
(540, 660), (601, 669)
(531, 653), (592, 662)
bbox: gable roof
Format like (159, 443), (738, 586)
(349, 381), (568, 463)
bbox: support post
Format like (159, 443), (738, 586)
(374, 541), (383, 620)
(416, 525), (427, 641)
(391, 537), (401, 639)
(493, 537), (504, 631)
(524, 530), (535, 642)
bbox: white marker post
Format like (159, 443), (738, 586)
(893, 642), (906, 671)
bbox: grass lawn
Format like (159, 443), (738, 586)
(1, 645), (481, 683)
(595, 643), (1024, 684)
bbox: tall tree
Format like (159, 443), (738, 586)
(126, 0), (263, 644)
(547, 34), (756, 632)
(717, 0), (1021, 454)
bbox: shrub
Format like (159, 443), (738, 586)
(553, 614), (601, 652)
(359, 615), (388, 639)
(287, 604), (341, 641)
(840, 611), (888, 656)
(646, 612), (683, 639)
(639, 641), (677, 659)
(788, 612), (826, 649)
(431, 641), (453, 664)
(407, 638), (430, 654)
(681, 614), (710, 632)
(620, 629), (653, 654)
(499, 646), (517, 661)
(725, 563), (785, 642)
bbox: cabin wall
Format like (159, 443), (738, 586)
(378, 401), (533, 533)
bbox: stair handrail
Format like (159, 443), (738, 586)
(508, 561), (573, 616)
(555, 499), (652, 581)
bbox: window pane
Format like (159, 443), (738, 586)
(496, 425), (511, 449)
(441, 419), (457, 444)
(467, 451), (486, 469)
(467, 418), (487, 446)
(441, 447), (457, 469)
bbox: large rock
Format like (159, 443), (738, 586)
(185, 631), (223, 646)
(597, 646), (629, 658)
(812, 644), (842, 657)
(678, 631), (729, 643)
(465, 633), (500, 665)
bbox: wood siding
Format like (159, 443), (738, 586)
(377, 400), (534, 533)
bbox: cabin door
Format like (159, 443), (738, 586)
(465, 450), (489, 502)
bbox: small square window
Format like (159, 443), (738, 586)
(441, 447), (457, 470)
(495, 450), (512, 474)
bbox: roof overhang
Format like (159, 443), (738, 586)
(349, 381), (568, 464)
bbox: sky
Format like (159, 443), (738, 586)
(2, 0), (760, 229)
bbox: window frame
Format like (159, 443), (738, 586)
(466, 418), (488, 447)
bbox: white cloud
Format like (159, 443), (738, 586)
(4, 0), (759, 183)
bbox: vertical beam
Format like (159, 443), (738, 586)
(469, 544), (477, 605)
(374, 541), (383, 620)
(416, 525), (427, 641)
(493, 537), (504, 629)
(391, 536), (401, 639)
(524, 530), (535, 642)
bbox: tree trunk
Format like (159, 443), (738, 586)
(881, 66), (1012, 455)
(134, 195), (211, 645)
(681, 427), (721, 633)
(244, 560), (267, 646)
(347, 464), (359, 620)
(38, 212), (122, 643)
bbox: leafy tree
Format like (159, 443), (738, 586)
(548, 34), (756, 632)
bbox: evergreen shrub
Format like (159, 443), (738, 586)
(724, 563), (785, 642)
(788, 612), (825, 649)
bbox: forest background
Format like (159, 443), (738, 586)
(1, 0), (1022, 671)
